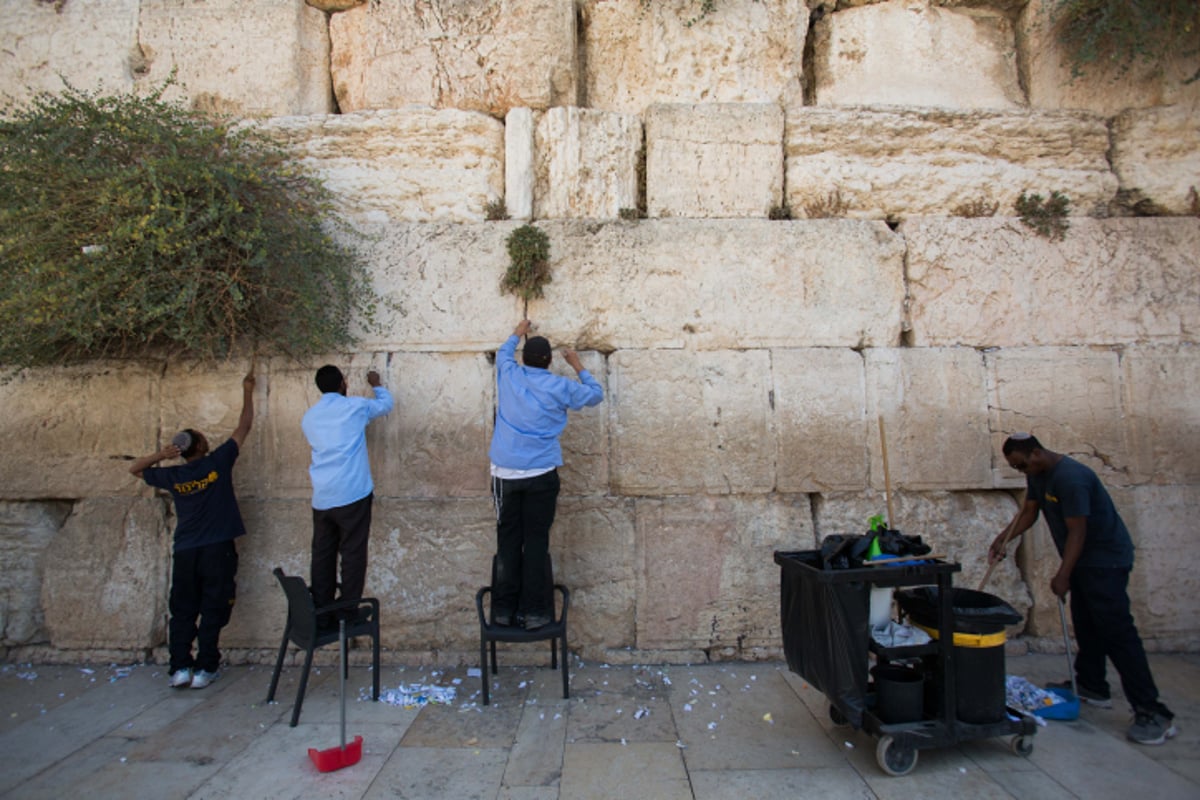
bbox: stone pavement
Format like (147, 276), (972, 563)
(0, 652), (1196, 799)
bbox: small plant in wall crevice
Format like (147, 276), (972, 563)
(502, 224), (552, 315)
(1015, 190), (1071, 241)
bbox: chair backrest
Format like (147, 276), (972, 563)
(273, 568), (319, 647)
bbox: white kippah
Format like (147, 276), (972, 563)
(171, 430), (194, 451)
(1008, 431), (1033, 440)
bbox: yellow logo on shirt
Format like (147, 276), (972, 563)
(174, 471), (219, 496)
(1045, 491), (1059, 504)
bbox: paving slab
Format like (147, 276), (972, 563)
(366, 745), (508, 800)
(559, 741), (691, 800)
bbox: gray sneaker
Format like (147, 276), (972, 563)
(1045, 680), (1113, 709)
(1128, 710), (1178, 745)
(190, 669), (219, 690)
(169, 668), (193, 689)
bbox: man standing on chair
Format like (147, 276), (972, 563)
(130, 370), (256, 690)
(302, 365), (393, 628)
(489, 319), (604, 630)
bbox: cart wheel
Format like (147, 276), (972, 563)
(1009, 735), (1034, 757)
(828, 703), (849, 727)
(875, 735), (919, 777)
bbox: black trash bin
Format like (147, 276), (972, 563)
(896, 587), (1022, 724)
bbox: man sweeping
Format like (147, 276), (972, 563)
(988, 433), (1176, 745)
(130, 370), (255, 689)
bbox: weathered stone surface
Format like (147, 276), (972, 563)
(534, 107), (641, 220)
(306, 0), (363, 10)
(905, 218), (1200, 348)
(0, 363), (161, 500)
(815, 490), (1032, 626)
(0, 501), (71, 646)
(773, 348), (868, 492)
(1111, 106), (1200, 216)
(865, 348), (992, 490)
(785, 107), (1117, 219)
(505, 107), (536, 221)
(1124, 485), (1200, 642)
(812, 1), (1023, 110)
(328, 0), (577, 116)
(137, 0), (333, 117)
(555, 351), (611, 497)
(362, 220), (906, 352)
(986, 347), (1128, 487)
(635, 494), (811, 651)
(40, 497), (169, 650)
(0, 0), (138, 105)
(579, 0), (806, 114)
(1018, 0), (1200, 116)
(646, 103), (784, 218)
(1124, 346), (1200, 486)
(610, 349), (775, 496)
(253, 110), (505, 224)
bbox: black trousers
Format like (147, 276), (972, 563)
(1070, 565), (1167, 714)
(491, 469), (559, 618)
(169, 539), (238, 674)
(311, 493), (373, 615)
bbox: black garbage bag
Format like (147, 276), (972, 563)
(896, 586), (1022, 635)
(819, 530), (931, 570)
(874, 529), (932, 558)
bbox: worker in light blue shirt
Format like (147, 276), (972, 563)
(301, 365), (393, 624)
(488, 319), (603, 630)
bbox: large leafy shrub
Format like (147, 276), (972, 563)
(0, 81), (377, 367)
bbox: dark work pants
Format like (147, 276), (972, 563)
(311, 493), (373, 617)
(491, 469), (559, 619)
(1070, 566), (1167, 714)
(169, 539), (238, 674)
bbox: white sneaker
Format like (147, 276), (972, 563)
(169, 668), (193, 688)
(190, 669), (219, 689)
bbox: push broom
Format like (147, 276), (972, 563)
(308, 619), (363, 772)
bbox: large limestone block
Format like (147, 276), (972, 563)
(365, 220), (906, 352)
(785, 107), (1117, 219)
(328, 0), (577, 116)
(986, 348), (1128, 487)
(0, 0), (138, 104)
(1111, 106), (1200, 216)
(0, 363), (160, 500)
(534, 107), (641, 219)
(137, 0), (332, 116)
(773, 348), (869, 492)
(580, 0), (806, 114)
(905, 218), (1200, 347)
(505, 107), (536, 221)
(815, 490), (1032, 627)
(253, 110), (505, 224)
(645, 103), (784, 218)
(40, 497), (170, 650)
(0, 501), (71, 646)
(812, 1), (1023, 110)
(635, 494), (811, 652)
(553, 350), (610, 497)
(1018, 0), (1200, 115)
(1123, 346), (1200, 486)
(610, 349), (775, 496)
(866, 348), (992, 490)
(1124, 485), (1200, 645)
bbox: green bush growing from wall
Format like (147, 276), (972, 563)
(501, 224), (552, 313)
(0, 81), (377, 368)
(1051, 0), (1200, 82)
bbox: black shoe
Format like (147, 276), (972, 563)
(524, 614), (551, 631)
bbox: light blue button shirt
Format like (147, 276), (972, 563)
(301, 387), (393, 510)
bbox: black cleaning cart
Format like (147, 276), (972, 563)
(774, 550), (1037, 776)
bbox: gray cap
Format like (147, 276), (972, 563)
(171, 430), (194, 452)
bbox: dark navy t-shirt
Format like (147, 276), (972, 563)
(142, 439), (245, 552)
(1026, 455), (1134, 569)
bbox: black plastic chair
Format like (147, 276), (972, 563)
(265, 567), (380, 727)
(474, 555), (570, 706)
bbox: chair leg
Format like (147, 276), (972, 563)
(291, 647), (315, 727)
(371, 626), (380, 702)
(266, 627), (290, 702)
(490, 639), (498, 675)
(550, 636), (558, 670)
(560, 632), (569, 699)
(480, 634), (490, 706)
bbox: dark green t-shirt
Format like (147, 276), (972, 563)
(1026, 455), (1134, 569)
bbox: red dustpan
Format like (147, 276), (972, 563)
(308, 620), (363, 772)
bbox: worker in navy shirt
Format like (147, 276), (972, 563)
(989, 433), (1175, 746)
(131, 371), (255, 690)
(301, 365), (393, 626)
(489, 319), (603, 630)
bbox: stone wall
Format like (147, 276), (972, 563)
(1, 0), (1198, 665)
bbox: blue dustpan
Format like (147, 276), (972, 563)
(1039, 598), (1081, 721)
